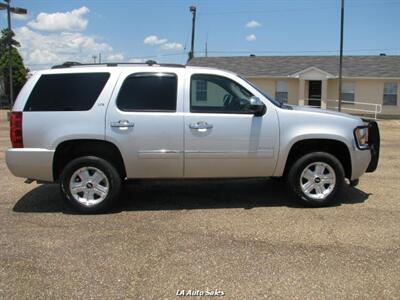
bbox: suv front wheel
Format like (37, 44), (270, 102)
(60, 156), (121, 213)
(287, 152), (345, 207)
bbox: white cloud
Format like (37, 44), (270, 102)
(14, 7), (125, 69)
(161, 42), (183, 50)
(144, 35), (182, 51)
(246, 20), (261, 28)
(246, 34), (257, 42)
(144, 35), (167, 45)
(107, 53), (124, 61)
(28, 6), (89, 32)
(15, 26), (119, 68)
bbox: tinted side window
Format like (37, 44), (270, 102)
(117, 73), (177, 111)
(190, 74), (254, 113)
(25, 73), (110, 111)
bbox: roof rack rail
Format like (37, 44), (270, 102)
(52, 61), (82, 69)
(51, 60), (185, 69)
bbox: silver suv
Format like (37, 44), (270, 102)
(6, 62), (380, 212)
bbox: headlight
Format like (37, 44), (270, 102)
(354, 126), (369, 148)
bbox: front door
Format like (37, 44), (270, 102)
(184, 73), (279, 178)
(106, 70), (184, 178)
(308, 80), (321, 107)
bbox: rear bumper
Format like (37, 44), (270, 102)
(5, 148), (55, 182)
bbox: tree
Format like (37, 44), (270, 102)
(0, 48), (27, 100)
(0, 28), (20, 57)
(0, 28), (27, 103)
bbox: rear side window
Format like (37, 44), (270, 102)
(24, 73), (110, 111)
(117, 73), (177, 112)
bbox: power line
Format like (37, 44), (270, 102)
(198, 1), (400, 16)
(24, 48), (400, 67)
(24, 52), (187, 67)
(195, 48), (400, 55)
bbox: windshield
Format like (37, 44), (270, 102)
(239, 76), (283, 107)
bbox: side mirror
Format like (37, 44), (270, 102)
(250, 96), (266, 116)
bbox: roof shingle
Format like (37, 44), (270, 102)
(187, 55), (400, 78)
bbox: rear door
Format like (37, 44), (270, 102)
(106, 68), (184, 178)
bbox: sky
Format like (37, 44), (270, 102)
(0, 0), (399, 70)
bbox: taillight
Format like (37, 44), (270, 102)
(10, 112), (23, 148)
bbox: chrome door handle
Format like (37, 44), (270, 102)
(189, 121), (213, 130)
(110, 120), (135, 128)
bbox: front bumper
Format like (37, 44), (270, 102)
(365, 121), (380, 172)
(5, 148), (55, 182)
(351, 120), (380, 180)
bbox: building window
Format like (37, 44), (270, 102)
(196, 80), (207, 101)
(340, 82), (355, 104)
(383, 82), (397, 106)
(275, 80), (288, 103)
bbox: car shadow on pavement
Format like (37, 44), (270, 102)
(13, 178), (371, 214)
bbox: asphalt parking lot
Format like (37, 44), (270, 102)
(0, 110), (399, 299)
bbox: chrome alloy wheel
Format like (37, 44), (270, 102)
(69, 167), (109, 206)
(300, 162), (336, 200)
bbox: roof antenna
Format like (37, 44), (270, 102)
(205, 32), (208, 57)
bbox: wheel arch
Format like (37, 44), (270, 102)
(282, 138), (352, 179)
(53, 139), (127, 181)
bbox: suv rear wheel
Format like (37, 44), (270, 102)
(60, 156), (121, 213)
(287, 152), (345, 207)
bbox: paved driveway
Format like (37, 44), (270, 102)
(0, 111), (399, 299)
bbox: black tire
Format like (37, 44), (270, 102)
(287, 152), (345, 207)
(60, 156), (121, 213)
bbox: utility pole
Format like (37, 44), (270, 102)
(0, 0), (27, 109)
(92, 55), (97, 63)
(98, 53), (102, 64)
(205, 42), (208, 57)
(338, 0), (345, 112)
(188, 5), (196, 60)
(6, 1), (12, 108)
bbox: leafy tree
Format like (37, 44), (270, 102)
(0, 28), (27, 103)
(0, 28), (20, 57)
(0, 48), (27, 100)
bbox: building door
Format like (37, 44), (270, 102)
(308, 80), (321, 107)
